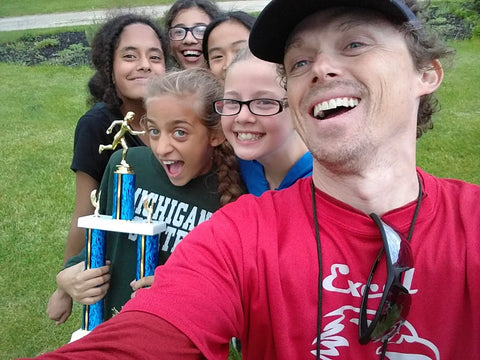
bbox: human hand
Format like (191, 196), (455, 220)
(56, 261), (111, 305)
(46, 288), (73, 325)
(129, 276), (154, 298)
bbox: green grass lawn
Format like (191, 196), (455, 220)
(0, 37), (478, 359)
(0, 0), (172, 17)
(416, 39), (480, 183)
(0, 63), (92, 359)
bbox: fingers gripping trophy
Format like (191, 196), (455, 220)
(71, 112), (165, 342)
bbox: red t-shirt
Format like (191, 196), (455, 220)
(26, 169), (480, 359)
(124, 169), (480, 359)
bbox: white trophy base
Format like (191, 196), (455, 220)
(78, 214), (165, 235)
(70, 328), (91, 343)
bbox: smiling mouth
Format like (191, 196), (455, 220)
(182, 50), (201, 58)
(236, 132), (264, 141)
(313, 97), (359, 120)
(162, 160), (184, 177)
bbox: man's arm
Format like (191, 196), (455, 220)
(22, 311), (205, 359)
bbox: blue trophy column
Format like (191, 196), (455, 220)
(112, 164), (135, 220)
(136, 234), (160, 280)
(82, 228), (106, 331)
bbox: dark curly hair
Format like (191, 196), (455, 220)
(143, 68), (244, 205)
(87, 14), (168, 111)
(202, 10), (257, 65)
(278, 0), (454, 139)
(401, 0), (455, 138)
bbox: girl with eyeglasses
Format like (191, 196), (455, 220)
(217, 48), (312, 196)
(164, 0), (220, 70)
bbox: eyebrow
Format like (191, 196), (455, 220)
(336, 18), (371, 32)
(171, 22), (207, 27)
(284, 36), (306, 56)
(223, 90), (283, 99)
(119, 46), (164, 53)
(147, 118), (195, 127)
(208, 39), (247, 53)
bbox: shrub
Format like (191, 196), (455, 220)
(35, 38), (60, 50)
(51, 43), (91, 66)
(0, 31), (90, 66)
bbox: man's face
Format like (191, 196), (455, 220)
(283, 8), (436, 170)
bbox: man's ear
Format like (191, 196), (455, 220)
(209, 128), (225, 147)
(419, 59), (443, 95)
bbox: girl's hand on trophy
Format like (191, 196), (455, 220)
(46, 288), (72, 325)
(129, 276), (154, 298)
(56, 261), (112, 305)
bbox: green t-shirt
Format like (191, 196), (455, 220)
(67, 147), (221, 319)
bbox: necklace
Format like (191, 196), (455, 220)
(311, 176), (422, 360)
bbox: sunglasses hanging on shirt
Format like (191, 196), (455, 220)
(312, 177), (422, 360)
(359, 178), (422, 358)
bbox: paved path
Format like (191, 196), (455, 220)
(0, 0), (268, 31)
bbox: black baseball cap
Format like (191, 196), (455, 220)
(249, 0), (421, 64)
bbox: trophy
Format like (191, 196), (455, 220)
(70, 112), (165, 342)
(98, 111), (143, 221)
(81, 190), (105, 333)
(136, 197), (160, 280)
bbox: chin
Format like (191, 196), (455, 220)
(170, 177), (189, 187)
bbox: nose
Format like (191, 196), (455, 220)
(234, 103), (256, 124)
(310, 52), (339, 85)
(224, 52), (234, 70)
(183, 30), (198, 44)
(220, 54), (233, 79)
(154, 134), (174, 156)
(137, 55), (151, 72)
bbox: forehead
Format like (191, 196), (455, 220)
(285, 7), (393, 53)
(225, 58), (283, 91)
(172, 7), (211, 26)
(211, 20), (250, 39)
(147, 94), (197, 116)
(227, 57), (275, 76)
(208, 20), (250, 47)
(118, 23), (158, 43)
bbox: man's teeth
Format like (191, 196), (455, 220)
(183, 50), (201, 57)
(163, 160), (176, 165)
(237, 132), (262, 141)
(313, 97), (359, 118)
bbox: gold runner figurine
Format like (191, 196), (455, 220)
(98, 111), (145, 167)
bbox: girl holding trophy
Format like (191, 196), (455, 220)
(50, 68), (244, 325)
(47, 14), (168, 325)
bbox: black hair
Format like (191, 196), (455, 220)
(202, 10), (257, 64)
(164, 0), (221, 29)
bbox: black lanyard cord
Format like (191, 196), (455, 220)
(311, 176), (422, 359)
(311, 180), (322, 360)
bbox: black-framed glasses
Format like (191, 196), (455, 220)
(213, 98), (287, 117)
(168, 25), (207, 41)
(359, 213), (414, 345)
